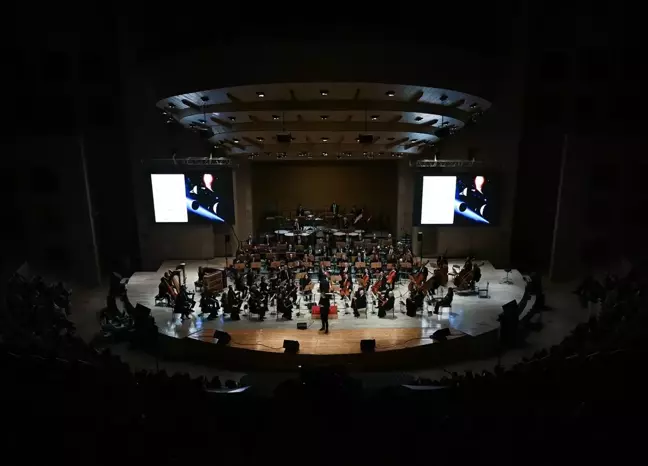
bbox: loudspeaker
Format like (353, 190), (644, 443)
(283, 340), (300, 353)
(417, 231), (423, 242)
(225, 235), (231, 244)
(360, 339), (376, 353)
(297, 322), (308, 330)
(431, 328), (451, 341)
(213, 330), (231, 345)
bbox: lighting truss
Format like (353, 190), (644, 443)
(411, 159), (483, 168)
(145, 157), (238, 168)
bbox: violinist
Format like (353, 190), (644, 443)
(279, 265), (291, 283)
(378, 291), (394, 318)
(351, 288), (367, 317)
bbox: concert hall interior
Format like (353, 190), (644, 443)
(6, 12), (647, 463)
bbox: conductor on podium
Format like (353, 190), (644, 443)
(319, 294), (331, 334)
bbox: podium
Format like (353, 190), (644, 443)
(311, 305), (338, 319)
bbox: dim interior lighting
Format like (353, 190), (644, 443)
(272, 115), (279, 120)
(321, 137), (329, 142)
(233, 138), (240, 143)
(320, 115), (329, 120)
(320, 90), (329, 96)
(256, 92), (265, 98)
(386, 90), (395, 97)
(371, 115), (379, 120)
(229, 116), (236, 121)
(257, 136), (264, 142)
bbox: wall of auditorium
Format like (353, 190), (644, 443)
(251, 161), (398, 232)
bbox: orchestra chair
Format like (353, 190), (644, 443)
(478, 281), (490, 298)
(357, 306), (368, 319)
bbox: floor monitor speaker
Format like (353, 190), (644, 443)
(360, 339), (376, 352)
(213, 330), (231, 345)
(283, 340), (300, 354)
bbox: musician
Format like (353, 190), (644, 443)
(279, 293), (293, 320)
(174, 285), (194, 321)
(156, 277), (172, 306)
(279, 265), (290, 283)
(227, 285), (238, 308)
(342, 216), (350, 229)
(235, 272), (247, 298)
(331, 201), (339, 216)
(350, 205), (357, 215)
(293, 218), (300, 231)
(353, 208), (364, 226)
(357, 249), (367, 264)
(199, 291), (220, 319)
(319, 294), (331, 333)
(246, 269), (256, 288)
(437, 253), (449, 268)
(246, 234), (253, 246)
(406, 289), (424, 317)
(351, 288), (367, 317)
(378, 291), (394, 318)
(297, 204), (305, 217)
(259, 276), (268, 293)
(434, 287), (454, 314)
(361, 269), (371, 288)
(299, 273), (311, 291)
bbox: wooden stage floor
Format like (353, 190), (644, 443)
(189, 327), (462, 355)
(126, 258), (531, 356)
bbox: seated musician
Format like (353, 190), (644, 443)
(352, 288), (367, 317)
(357, 250), (367, 264)
(156, 278), (171, 305)
(378, 291), (395, 318)
(235, 273), (247, 298)
(406, 290), (424, 317)
(361, 269), (371, 288)
(371, 249), (380, 263)
(434, 287), (454, 314)
(199, 292), (220, 319)
(227, 285), (238, 308)
(340, 263), (351, 278)
(299, 273), (311, 291)
(279, 266), (290, 283)
(174, 285), (195, 321)
(376, 271), (387, 292)
(279, 293), (293, 320)
(259, 276), (268, 293)
(248, 289), (266, 321)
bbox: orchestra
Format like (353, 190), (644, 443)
(156, 201), (488, 330)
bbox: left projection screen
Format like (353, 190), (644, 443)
(151, 174), (188, 223)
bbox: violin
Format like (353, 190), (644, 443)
(386, 268), (397, 285)
(341, 278), (352, 298)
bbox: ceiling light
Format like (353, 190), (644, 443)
(229, 116), (236, 121)
(470, 102), (478, 109)
(415, 116), (423, 121)
(199, 119), (205, 124)
(320, 90), (329, 96)
(233, 138), (240, 143)
(256, 92), (265, 98)
(212, 112), (219, 116)
(167, 102), (176, 108)
(386, 90), (396, 97)
(355, 137), (360, 142)
(322, 152), (328, 156)
(257, 137), (265, 142)
(272, 115), (280, 120)
(320, 115), (329, 120)
(371, 115), (379, 120)
(321, 137), (329, 142)
(346, 152), (352, 157)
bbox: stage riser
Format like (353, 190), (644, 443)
(153, 328), (499, 372)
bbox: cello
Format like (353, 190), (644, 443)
(386, 268), (397, 287)
(408, 261), (430, 292)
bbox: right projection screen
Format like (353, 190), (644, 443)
(417, 175), (498, 226)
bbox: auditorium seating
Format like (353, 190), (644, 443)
(3, 266), (647, 463)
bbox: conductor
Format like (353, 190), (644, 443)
(319, 294), (331, 334)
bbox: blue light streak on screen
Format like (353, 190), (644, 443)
(186, 198), (225, 223)
(454, 200), (489, 224)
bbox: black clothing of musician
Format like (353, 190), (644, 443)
(319, 278), (330, 294)
(434, 287), (454, 314)
(406, 291), (424, 317)
(331, 202), (338, 215)
(379, 294), (394, 318)
(319, 295), (330, 333)
(352, 290), (367, 317)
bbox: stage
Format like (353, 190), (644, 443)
(125, 258), (531, 369)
